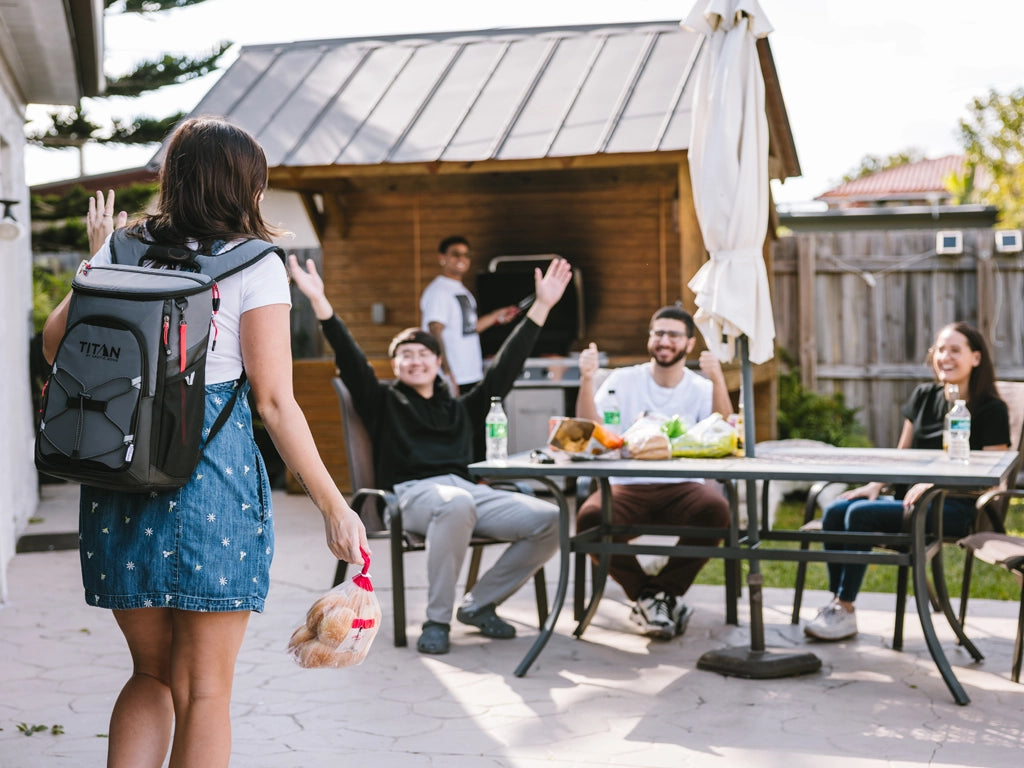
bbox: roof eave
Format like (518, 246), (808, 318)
(268, 150), (689, 187)
(758, 37), (800, 182)
(68, 0), (106, 97)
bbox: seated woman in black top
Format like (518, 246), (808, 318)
(804, 322), (1010, 641)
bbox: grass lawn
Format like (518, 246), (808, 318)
(693, 496), (1024, 603)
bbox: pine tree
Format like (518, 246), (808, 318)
(26, 0), (229, 175)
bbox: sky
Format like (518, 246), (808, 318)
(24, 0), (1024, 208)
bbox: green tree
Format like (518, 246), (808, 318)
(30, 181), (159, 251)
(840, 148), (926, 184)
(32, 266), (74, 333)
(956, 87), (1024, 227)
(26, 0), (229, 175)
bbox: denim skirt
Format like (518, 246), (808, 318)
(78, 380), (274, 612)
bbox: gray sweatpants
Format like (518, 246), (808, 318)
(393, 474), (559, 625)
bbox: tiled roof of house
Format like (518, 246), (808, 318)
(817, 155), (986, 204)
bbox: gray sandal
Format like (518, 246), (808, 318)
(417, 621), (450, 654)
(456, 603), (516, 639)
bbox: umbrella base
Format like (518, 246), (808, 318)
(697, 646), (822, 679)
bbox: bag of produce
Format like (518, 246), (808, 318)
(669, 413), (738, 458)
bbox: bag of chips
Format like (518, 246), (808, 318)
(548, 417), (623, 457)
(288, 548), (381, 668)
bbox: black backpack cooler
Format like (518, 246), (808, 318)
(35, 231), (284, 493)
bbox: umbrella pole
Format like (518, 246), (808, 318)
(741, 335), (765, 651)
(696, 335), (822, 679)
(740, 336), (764, 650)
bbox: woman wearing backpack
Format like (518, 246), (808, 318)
(42, 117), (368, 768)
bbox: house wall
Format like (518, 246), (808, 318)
(0, 59), (39, 602)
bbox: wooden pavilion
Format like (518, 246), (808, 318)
(173, 20), (801, 488)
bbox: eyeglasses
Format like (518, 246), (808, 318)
(649, 329), (687, 340)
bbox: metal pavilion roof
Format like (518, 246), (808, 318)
(176, 21), (716, 171)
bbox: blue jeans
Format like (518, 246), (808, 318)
(821, 494), (974, 603)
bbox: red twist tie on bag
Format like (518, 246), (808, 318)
(352, 547), (373, 592)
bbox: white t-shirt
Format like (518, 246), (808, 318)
(419, 275), (483, 385)
(595, 363), (714, 485)
(90, 236), (292, 384)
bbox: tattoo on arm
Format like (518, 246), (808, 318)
(292, 472), (316, 506)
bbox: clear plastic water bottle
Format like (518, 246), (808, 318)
(485, 397), (508, 462)
(602, 389), (622, 434)
(942, 383), (959, 452)
(947, 398), (971, 464)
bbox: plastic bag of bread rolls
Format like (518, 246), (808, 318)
(621, 415), (672, 460)
(288, 548), (381, 668)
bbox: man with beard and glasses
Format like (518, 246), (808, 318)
(574, 304), (732, 640)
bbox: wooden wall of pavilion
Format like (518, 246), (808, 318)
(286, 160), (777, 492)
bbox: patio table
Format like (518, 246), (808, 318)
(470, 445), (1018, 704)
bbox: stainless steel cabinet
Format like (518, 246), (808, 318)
(505, 386), (567, 454)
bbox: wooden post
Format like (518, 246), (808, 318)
(413, 197), (422, 323)
(677, 158), (706, 312)
(658, 185), (668, 308)
(797, 234), (817, 389)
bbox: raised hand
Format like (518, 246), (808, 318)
(288, 254), (334, 320)
(579, 342), (600, 379)
(86, 189), (127, 256)
(533, 257), (572, 311)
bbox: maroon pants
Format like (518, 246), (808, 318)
(576, 481), (731, 601)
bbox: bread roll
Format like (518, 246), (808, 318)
(626, 432), (671, 460)
(317, 605), (357, 646)
(304, 590), (347, 630)
(298, 639), (338, 668)
(287, 624), (315, 653)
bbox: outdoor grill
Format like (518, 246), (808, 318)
(476, 255), (584, 358)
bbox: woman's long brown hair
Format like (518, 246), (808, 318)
(131, 117), (282, 251)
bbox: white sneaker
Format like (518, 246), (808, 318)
(630, 592), (681, 640)
(673, 602), (694, 637)
(804, 601), (857, 641)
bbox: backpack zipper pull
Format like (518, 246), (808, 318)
(179, 316), (187, 373)
(162, 313), (170, 354)
(210, 283), (221, 351)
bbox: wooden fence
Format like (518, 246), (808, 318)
(772, 228), (1024, 447)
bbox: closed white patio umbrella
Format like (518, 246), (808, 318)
(683, 0), (820, 678)
(685, 0), (775, 368)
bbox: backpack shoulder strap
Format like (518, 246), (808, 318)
(108, 229), (155, 266)
(192, 240), (287, 281)
(108, 230), (285, 280)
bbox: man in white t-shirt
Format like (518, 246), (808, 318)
(420, 236), (519, 394)
(575, 304), (733, 640)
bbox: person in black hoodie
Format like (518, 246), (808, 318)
(290, 254), (572, 655)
